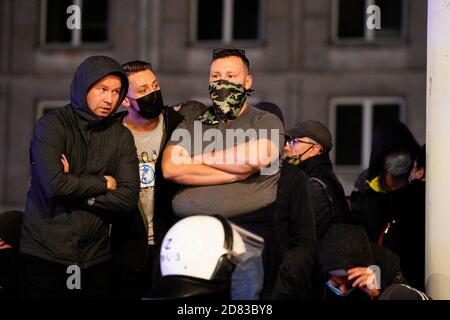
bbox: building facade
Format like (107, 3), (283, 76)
(0, 0), (426, 210)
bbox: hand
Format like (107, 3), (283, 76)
(104, 175), (117, 190)
(61, 154), (69, 173)
(347, 267), (380, 298)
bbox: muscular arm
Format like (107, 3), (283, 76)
(196, 138), (279, 174)
(162, 145), (248, 186)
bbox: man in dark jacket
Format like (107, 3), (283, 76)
(284, 120), (350, 238)
(110, 60), (184, 299)
(351, 122), (424, 290)
(20, 56), (140, 299)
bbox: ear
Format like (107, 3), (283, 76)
(417, 167), (425, 180)
(122, 97), (131, 108)
(244, 74), (253, 91)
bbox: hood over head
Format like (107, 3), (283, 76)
(70, 55), (129, 123)
(368, 121), (420, 180)
(318, 223), (374, 275)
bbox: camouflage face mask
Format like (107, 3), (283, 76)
(196, 80), (247, 125)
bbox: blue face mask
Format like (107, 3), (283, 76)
(326, 280), (357, 297)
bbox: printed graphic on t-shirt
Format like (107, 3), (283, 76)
(138, 150), (157, 190)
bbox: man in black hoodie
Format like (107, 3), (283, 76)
(20, 56), (140, 299)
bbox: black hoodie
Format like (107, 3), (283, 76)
(21, 56), (140, 268)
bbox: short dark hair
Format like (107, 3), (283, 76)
(211, 48), (250, 72)
(121, 60), (154, 75)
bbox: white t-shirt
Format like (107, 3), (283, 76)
(124, 114), (164, 245)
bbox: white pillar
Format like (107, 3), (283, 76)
(426, 0), (450, 300)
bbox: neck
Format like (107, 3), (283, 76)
(125, 112), (160, 133)
(227, 102), (248, 122)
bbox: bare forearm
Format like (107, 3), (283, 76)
(162, 146), (240, 185)
(165, 163), (241, 186)
(198, 139), (278, 174)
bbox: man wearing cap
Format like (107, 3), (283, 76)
(20, 56), (140, 299)
(284, 120), (350, 239)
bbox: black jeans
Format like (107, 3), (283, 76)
(20, 253), (112, 300)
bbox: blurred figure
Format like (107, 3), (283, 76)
(0, 210), (22, 300)
(316, 224), (406, 301)
(378, 283), (430, 300)
(352, 121), (420, 195)
(351, 122), (424, 290)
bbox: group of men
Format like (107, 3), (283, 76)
(6, 48), (424, 300)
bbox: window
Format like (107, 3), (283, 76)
(192, 0), (261, 43)
(330, 98), (404, 167)
(332, 0), (405, 42)
(41, 0), (109, 46)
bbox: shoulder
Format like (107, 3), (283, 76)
(34, 105), (72, 131)
(247, 106), (284, 129)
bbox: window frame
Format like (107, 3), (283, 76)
(39, 0), (111, 48)
(331, 0), (408, 44)
(329, 96), (406, 169)
(190, 0), (265, 45)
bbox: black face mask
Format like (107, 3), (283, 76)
(130, 90), (165, 119)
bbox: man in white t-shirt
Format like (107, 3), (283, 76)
(111, 60), (184, 299)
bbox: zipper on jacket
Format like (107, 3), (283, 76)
(377, 219), (396, 246)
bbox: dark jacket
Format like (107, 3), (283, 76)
(111, 107), (184, 271)
(299, 153), (350, 238)
(351, 121), (424, 290)
(20, 56), (140, 268)
(351, 181), (425, 290)
(275, 160), (316, 254)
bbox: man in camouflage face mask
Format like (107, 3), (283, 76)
(197, 49), (253, 124)
(163, 49), (284, 300)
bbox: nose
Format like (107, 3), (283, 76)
(284, 142), (291, 151)
(104, 91), (113, 104)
